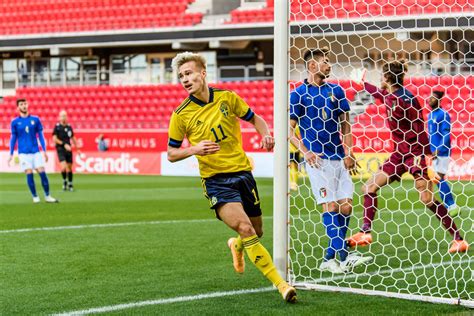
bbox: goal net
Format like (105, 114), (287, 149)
(274, 0), (473, 307)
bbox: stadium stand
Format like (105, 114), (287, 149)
(0, 81), (274, 130)
(228, 0), (472, 24)
(0, 0), (202, 35)
(1, 76), (472, 131)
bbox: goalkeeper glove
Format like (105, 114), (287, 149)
(350, 68), (367, 87)
(427, 167), (441, 184)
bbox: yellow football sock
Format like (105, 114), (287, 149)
(234, 235), (243, 252)
(242, 235), (285, 287)
(290, 163), (298, 186)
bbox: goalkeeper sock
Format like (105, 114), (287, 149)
(362, 193), (378, 232)
(26, 173), (37, 197)
(242, 235), (284, 287)
(322, 212), (340, 261)
(437, 177), (455, 209)
(428, 201), (461, 240)
(39, 172), (50, 196)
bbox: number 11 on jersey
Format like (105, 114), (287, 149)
(211, 124), (227, 143)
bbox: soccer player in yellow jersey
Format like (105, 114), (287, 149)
(168, 52), (297, 303)
(289, 125), (302, 191)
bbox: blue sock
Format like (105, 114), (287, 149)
(437, 177), (455, 208)
(322, 212), (341, 261)
(337, 213), (351, 240)
(337, 213), (350, 262)
(38, 172), (50, 196)
(26, 173), (37, 197)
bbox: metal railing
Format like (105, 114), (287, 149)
(2, 59), (473, 94)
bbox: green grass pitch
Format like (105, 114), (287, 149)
(1, 173), (472, 315)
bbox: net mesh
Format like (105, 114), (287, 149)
(287, 0), (473, 304)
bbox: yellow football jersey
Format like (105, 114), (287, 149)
(168, 87), (255, 178)
(289, 125), (301, 154)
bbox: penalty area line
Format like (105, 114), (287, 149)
(52, 287), (274, 316)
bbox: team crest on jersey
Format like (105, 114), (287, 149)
(220, 102), (229, 117)
(211, 196), (218, 206)
(31, 120), (35, 125)
(320, 188), (327, 198)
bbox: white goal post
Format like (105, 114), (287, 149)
(273, 0), (473, 308)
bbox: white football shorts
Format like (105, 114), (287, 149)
(18, 152), (45, 171)
(306, 159), (354, 205)
(432, 156), (450, 175)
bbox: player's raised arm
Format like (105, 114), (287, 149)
(363, 82), (388, 102)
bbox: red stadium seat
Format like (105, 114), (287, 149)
(0, 0), (202, 35)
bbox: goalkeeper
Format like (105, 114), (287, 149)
(348, 61), (468, 253)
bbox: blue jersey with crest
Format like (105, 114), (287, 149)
(10, 115), (45, 154)
(290, 80), (351, 160)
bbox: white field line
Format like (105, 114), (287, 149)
(0, 218), (217, 234)
(2, 207), (471, 235)
(52, 287), (274, 316)
(53, 258), (473, 316)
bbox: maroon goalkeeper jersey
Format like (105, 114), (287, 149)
(364, 82), (430, 156)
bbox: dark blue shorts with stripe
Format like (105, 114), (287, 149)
(202, 171), (262, 219)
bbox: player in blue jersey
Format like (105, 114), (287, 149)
(428, 90), (460, 217)
(290, 48), (372, 274)
(8, 99), (58, 203)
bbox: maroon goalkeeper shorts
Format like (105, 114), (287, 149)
(381, 152), (429, 181)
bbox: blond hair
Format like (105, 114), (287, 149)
(171, 52), (207, 72)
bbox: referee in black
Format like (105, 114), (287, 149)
(53, 110), (80, 191)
